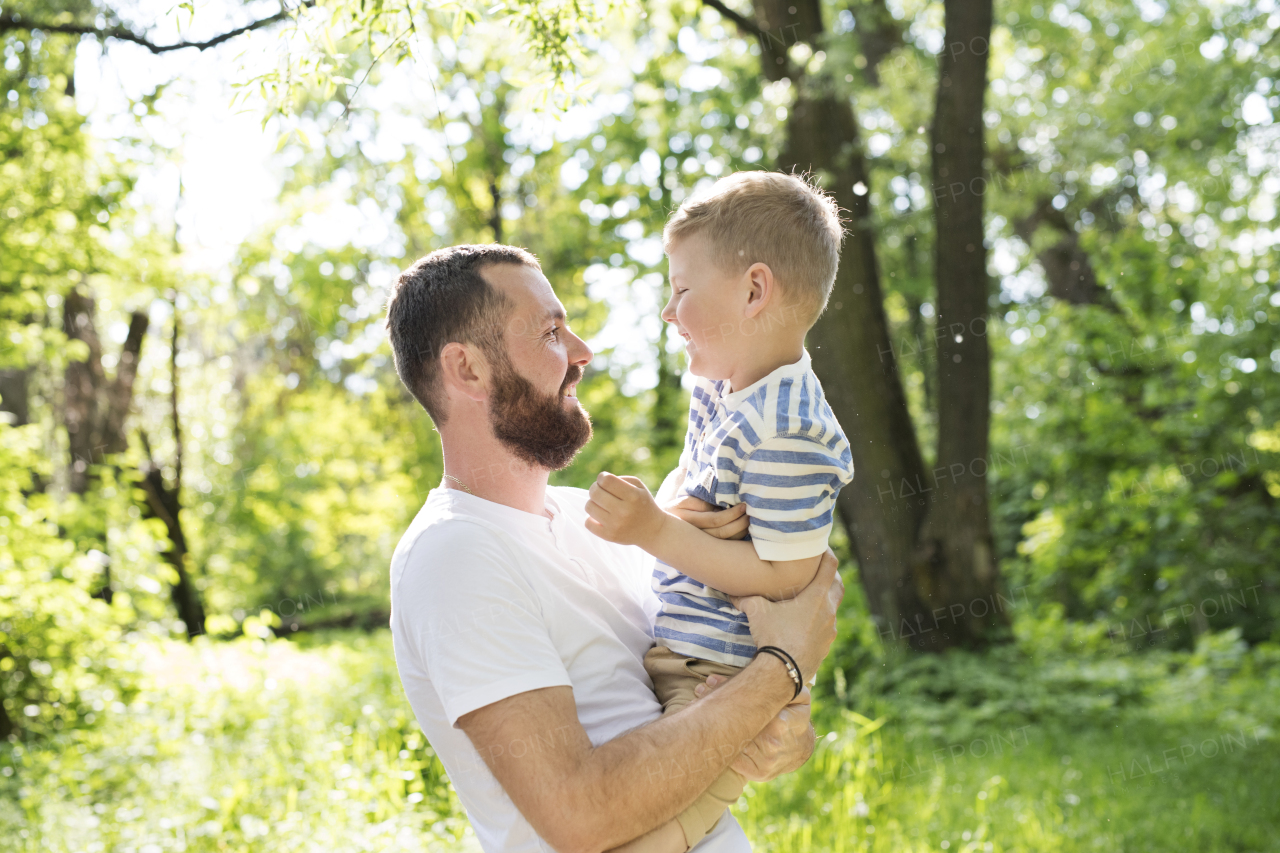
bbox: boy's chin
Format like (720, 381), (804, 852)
(686, 353), (729, 382)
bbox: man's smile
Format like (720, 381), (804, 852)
(560, 364), (584, 400)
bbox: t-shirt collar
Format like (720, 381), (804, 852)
(429, 486), (563, 529)
(722, 348), (811, 409)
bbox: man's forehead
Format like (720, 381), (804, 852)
(482, 262), (565, 321)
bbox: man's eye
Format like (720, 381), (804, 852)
(547, 327), (560, 339)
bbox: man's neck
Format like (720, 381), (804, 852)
(439, 432), (552, 518)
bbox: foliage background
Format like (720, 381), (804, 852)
(2, 0), (1279, 848)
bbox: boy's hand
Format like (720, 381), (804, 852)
(585, 473), (668, 547)
(663, 495), (749, 541)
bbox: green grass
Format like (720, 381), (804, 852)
(740, 714), (1278, 852)
(3, 631), (1278, 852)
(1, 634), (475, 853)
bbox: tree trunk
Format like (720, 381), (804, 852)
(63, 289), (105, 496)
(61, 291), (149, 485)
(138, 455), (205, 639)
(846, 0), (903, 86)
(0, 693), (12, 741)
(57, 286), (206, 636)
(707, 0), (1009, 649)
(489, 178), (503, 244)
(136, 301), (206, 640)
(0, 368), (31, 427)
(61, 289), (148, 604)
(105, 312), (149, 453)
(904, 234), (935, 413)
(743, 0), (928, 643)
(1013, 196), (1106, 306)
(917, 0), (1004, 644)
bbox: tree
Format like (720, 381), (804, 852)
(61, 290), (148, 499)
(2, 1), (212, 640)
(16, 0), (1275, 653)
(701, 0), (1006, 649)
(136, 298), (206, 639)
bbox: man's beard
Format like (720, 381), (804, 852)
(488, 354), (592, 472)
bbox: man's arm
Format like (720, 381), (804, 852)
(458, 660), (792, 853)
(586, 473), (820, 600)
(456, 553), (843, 853)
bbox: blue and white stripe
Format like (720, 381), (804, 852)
(653, 349), (855, 667)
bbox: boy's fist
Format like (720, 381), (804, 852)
(584, 473), (667, 546)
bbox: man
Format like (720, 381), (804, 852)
(385, 244), (843, 853)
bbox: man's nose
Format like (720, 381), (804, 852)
(567, 328), (593, 367)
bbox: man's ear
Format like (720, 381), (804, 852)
(439, 341), (491, 405)
(743, 262), (776, 320)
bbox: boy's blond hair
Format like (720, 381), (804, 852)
(663, 171), (845, 325)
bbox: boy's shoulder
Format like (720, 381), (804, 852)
(700, 356), (848, 452)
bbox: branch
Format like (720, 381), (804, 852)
(847, 0), (904, 86)
(700, 0), (763, 40)
(102, 310), (149, 455)
(0, 2), (315, 54)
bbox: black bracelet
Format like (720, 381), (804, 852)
(754, 645), (803, 699)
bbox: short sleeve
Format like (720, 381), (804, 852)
(738, 433), (855, 562)
(655, 455), (690, 506)
(393, 522), (571, 726)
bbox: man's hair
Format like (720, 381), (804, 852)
(662, 171), (846, 325)
(385, 244), (540, 424)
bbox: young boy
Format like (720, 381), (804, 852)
(585, 171), (855, 851)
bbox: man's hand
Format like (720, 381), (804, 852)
(731, 686), (815, 780)
(731, 549), (843, 683)
(585, 473), (668, 547)
(663, 495), (748, 541)
(693, 675), (815, 782)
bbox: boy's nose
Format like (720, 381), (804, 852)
(660, 298), (676, 323)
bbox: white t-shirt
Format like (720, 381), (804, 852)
(389, 485), (751, 853)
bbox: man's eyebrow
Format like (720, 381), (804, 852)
(544, 307), (567, 324)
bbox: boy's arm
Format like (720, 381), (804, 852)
(665, 494), (750, 541)
(585, 473), (821, 601)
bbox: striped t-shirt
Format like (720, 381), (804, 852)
(653, 349), (855, 667)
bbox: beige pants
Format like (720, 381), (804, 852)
(643, 645), (747, 851)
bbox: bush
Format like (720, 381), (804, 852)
(0, 424), (139, 741)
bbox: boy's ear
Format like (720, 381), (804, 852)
(439, 341), (492, 405)
(743, 262), (776, 319)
